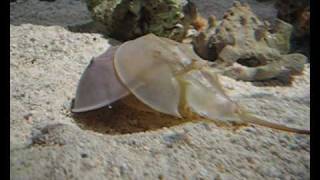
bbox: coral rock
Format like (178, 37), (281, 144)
(85, 0), (199, 41)
(275, 0), (309, 37)
(274, 0), (309, 58)
(192, 1), (307, 81)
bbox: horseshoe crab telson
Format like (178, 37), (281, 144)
(72, 34), (309, 134)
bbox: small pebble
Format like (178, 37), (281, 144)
(63, 100), (72, 110)
(119, 163), (128, 175)
(158, 174), (164, 180)
(81, 153), (88, 158)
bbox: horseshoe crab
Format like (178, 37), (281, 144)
(72, 34), (309, 134)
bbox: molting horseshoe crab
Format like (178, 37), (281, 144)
(71, 34), (309, 134)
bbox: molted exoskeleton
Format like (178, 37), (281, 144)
(72, 34), (309, 134)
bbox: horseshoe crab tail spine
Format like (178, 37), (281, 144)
(241, 113), (310, 135)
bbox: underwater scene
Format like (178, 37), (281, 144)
(11, 0), (309, 179)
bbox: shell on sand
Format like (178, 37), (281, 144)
(72, 34), (309, 134)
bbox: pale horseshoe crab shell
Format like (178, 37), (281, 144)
(113, 34), (241, 121)
(71, 46), (130, 112)
(72, 34), (309, 134)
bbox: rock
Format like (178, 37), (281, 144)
(85, 0), (198, 41)
(275, 0), (309, 58)
(189, 0), (278, 22)
(192, 1), (307, 81)
(275, 0), (309, 38)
